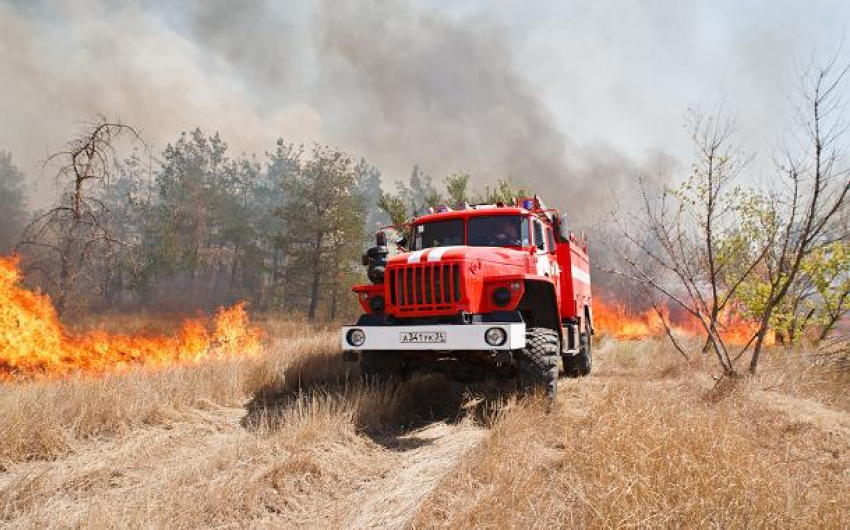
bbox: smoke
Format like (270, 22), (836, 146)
(309, 0), (642, 221)
(0, 0), (644, 221)
(180, 0), (641, 221)
(0, 0), (323, 205)
(314, 2), (571, 188)
(1, 0), (847, 223)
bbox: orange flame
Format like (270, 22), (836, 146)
(0, 255), (261, 380)
(594, 295), (772, 346)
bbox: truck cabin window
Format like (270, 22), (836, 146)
(411, 216), (530, 250)
(533, 219), (546, 251)
(468, 216), (529, 248)
(412, 219), (464, 250)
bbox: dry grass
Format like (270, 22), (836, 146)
(0, 319), (338, 464)
(412, 340), (849, 529)
(0, 318), (847, 529)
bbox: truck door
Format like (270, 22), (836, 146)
(532, 220), (560, 286)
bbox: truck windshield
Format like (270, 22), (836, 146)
(468, 216), (528, 247)
(412, 219), (464, 249)
(411, 215), (528, 250)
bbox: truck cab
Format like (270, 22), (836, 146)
(341, 196), (593, 401)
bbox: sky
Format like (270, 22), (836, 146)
(0, 0), (848, 218)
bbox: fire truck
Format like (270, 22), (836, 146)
(341, 196), (592, 401)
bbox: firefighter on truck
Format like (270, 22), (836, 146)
(341, 196), (593, 403)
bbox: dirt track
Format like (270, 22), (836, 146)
(340, 421), (486, 529)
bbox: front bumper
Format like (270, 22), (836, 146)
(340, 323), (526, 351)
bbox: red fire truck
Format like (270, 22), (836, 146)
(341, 196), (592, 400)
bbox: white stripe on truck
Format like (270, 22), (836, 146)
(571, 265), (591, 284)
(426, 246), (460, 262)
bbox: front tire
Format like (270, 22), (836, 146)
(516, 328), (559, 401)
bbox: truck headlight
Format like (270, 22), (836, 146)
(368, 295), (385, 313)
(485, 327), (507, 346)
(492, 287), (511, 307)
(346, 328), (366, 347)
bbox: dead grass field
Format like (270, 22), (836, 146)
(0, 320), (847, 529)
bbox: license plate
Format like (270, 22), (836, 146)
(400, 331), (446, 344)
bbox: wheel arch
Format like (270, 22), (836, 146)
(517, 279), (561, 332)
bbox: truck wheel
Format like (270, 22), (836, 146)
(564, 319), (592, 377)
(360, 351), (404, 383)
(516, 328), (559, 401)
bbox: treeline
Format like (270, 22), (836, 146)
(0, 125), (526, 320)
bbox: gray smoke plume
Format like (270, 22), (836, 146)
(2, 0), (847, 224)
(0, 0), (643, 221)
(175, 0), (641, 221)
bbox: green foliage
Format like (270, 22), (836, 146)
(276, 143), (368, 318)
(801, 241), (850, 339)
(473, 178), (528, 204)
(732, 192), (850, 343)
(377, 191), (408, 227)
(444, 172), (470, 206)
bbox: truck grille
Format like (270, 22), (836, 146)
(389, 263), (462, 312)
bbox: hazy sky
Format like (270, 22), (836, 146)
(1, 0), (847, 215)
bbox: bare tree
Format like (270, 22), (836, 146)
(747, 57), (850, 373)
(17, 118), (143, 315)
(610, 110), (762, 376)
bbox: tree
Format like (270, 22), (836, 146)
(17, 119), (143, 315)
(738, 236), (850, 345)
(95, 151), (155, 304)
(151, 129), (229, 294)
(0, 151), (27, 253)
(377, 191), (408, 226)
(397, 165), (442, 215)
(445, 171), (471, 206)
(473, 178), (528, 204)
(263, 139), (304, 309)
(277, 144), (367, 319)
(355, 158), (385, 234)
(804, 241), (850, 342)
(610, 110), (762, 375)
(746, 58), (850, 373)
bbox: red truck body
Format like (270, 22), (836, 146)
(352, 201), (592, 330)
(342, 196), (593, 396)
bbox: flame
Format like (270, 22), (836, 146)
(0, 255), (261, 380)
(594, 294), (773, 346)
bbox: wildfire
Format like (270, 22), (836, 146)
(0, 255), (261, 380)
(594, 295), (772, 346)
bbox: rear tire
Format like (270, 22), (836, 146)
(516, 328), (559, 402)
(360, 351), (405, 383)
(564, 319), (592, 377)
